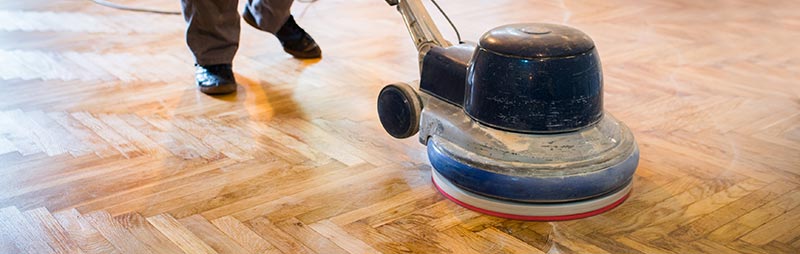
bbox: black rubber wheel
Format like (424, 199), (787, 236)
(377, 82), (422, 139)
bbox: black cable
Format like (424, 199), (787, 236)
(430, 0), (462, 43)
(87, 0), (181, 15)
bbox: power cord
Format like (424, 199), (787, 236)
(87, 0), (319, 15)
(87, 0), (180, 15)
(430, 0), (461, 43)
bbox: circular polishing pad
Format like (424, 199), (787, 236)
(431, 169), (631, 221)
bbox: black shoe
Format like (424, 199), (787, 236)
(275, 15), (322, 59)
(195, 64), (237, 95)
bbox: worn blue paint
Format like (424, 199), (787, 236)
(427, 139), (639, 203)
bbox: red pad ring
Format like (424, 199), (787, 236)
(432, 176), (630, 221)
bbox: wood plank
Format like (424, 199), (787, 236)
(171, 117), (252, 162)
(475, 227), (546, 254)
(70, 112), (141, 159)
(47, 111), (117, 158)
(146, 214), (217, 254)
(23, 207), (84, 254)
(107, 159), (285, 217)
(27, 110), (90, 157)
(97, 114), (168, 156)
(200, 162), (368, 221)
(740, 205), (800, 245)
(73, 157), (238, 214)
(669, 180), (796, 241)
(178, 215), (250, 254)
(441, 226), (512, 254)
(81, 210), (154, 253)
(0, 206), (55, 253)
(274, 217), (349, 254)
(245, 216), (315, 254)
(308, 220), (381, 254)
(52, 209), (120, 254)
(166, 159), (338, 219)
(114, 212), (183, 254)
(0, 110), (42, 155)
(614, 236), (675, 254)
(329, 186), (436, 226)
(708, 188), (800, 243)
(211, 216), (281, 254)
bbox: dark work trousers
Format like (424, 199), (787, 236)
(181, 0), (294, 65)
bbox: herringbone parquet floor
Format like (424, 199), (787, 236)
(0, 0), (798, 253)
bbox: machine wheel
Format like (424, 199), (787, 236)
(377, 82), (422, 139)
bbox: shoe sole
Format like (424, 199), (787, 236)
(285, 46), (322, 59)
(199, 83), (237, 95)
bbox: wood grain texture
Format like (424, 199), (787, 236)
(23, 207), (84, 254)
(0, 206), (55, 253)
(52, 209), (119, 254)
(81, 210), (154, 253)
(211, 216), (281, 254)
(114, 212), (183, 254)
(146, 214), (217, 254)
(0, 0), (798, 253)
(179, 214), (251, 254)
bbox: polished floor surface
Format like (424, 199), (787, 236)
(0, 0), (798, 253)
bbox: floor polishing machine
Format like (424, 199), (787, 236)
(376, 0), (639, 220)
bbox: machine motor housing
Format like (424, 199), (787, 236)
(419, 23), (603, 133)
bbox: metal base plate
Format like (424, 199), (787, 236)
(431, 168), (631, 221)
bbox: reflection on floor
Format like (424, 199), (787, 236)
(0, 0), (798, 253)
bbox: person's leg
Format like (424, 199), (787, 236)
(242, 0), (322, 58)
(182, 0), (241, 65)
(241, 0), (292, 34)
(181, 0), (239, 94)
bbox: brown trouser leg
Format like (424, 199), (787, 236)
(181, 0), (294, 65)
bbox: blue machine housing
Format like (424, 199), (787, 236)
(428, 138), (639, 203)
(420, 23), (604, 134)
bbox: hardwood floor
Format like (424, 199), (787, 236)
(0, 0), (798, 253)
